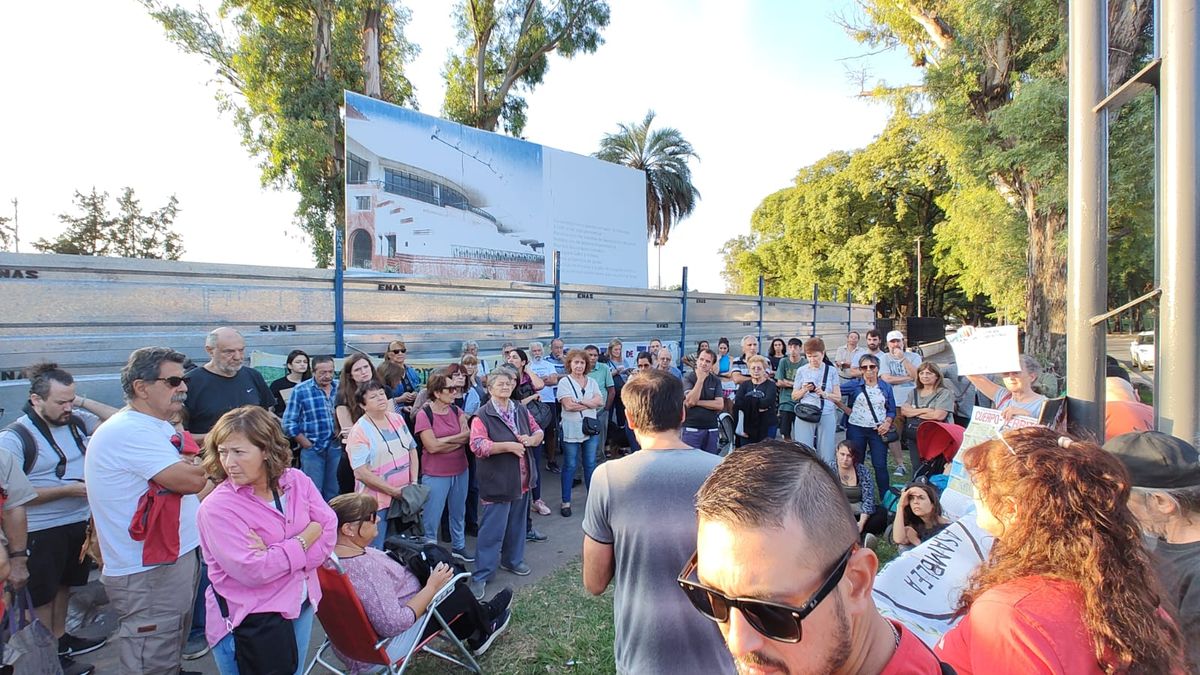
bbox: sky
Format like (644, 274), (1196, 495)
(0, 0), (918, 292)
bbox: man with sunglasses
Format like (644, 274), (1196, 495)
(0, 363), (118, 674)
(687, 440), (950, 675)
(582, 369), (735, 675)
(87, 347), (208, 675)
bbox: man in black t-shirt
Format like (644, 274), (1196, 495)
(682, 349), (724, 454)
(184, 328), (274, 442)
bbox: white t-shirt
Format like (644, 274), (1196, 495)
(848, 385), (890, 428)
(529, 359), (559, 403)
(85, 409), (200, 576)
(557, 375), (600, 443)
(880, 351), (923, 411)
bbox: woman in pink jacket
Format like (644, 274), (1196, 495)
(198, 405), (337, 675)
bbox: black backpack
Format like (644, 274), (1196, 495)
(1, 414), (89, 474)
(383, 534), (465, 584)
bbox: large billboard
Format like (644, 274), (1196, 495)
(344, 92), (648, 288)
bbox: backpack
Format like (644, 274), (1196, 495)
(409, 404), (463, 454)
(2, 414), (89, 474)
(383, 534), (466, 584)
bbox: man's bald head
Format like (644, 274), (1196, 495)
(205, 327), (246, 376)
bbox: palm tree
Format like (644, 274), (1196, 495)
(595, 111), (699, 286)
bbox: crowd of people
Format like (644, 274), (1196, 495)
(0, 324), (1194, 675)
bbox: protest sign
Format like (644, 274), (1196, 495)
(947, 325), (1021, 376)
(873, 517), (995, 647)
(940, 406), (1040, 519)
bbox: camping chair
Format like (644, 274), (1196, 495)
(304, 555), (483, 675)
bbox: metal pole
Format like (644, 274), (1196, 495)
(553, 250), (562, 339)
(811, 284), (819, 337)
(1159, 0), (1200, 444)
(847, 290), (854, 334)
(757, 275), (765, 346)
(914, 236), (923, 317)
(334, 227), (345, 358)
(680, 266), (689, 357)
(1065, 0), (1108, 439)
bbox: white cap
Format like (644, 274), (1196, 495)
(886, 330), (904, 342)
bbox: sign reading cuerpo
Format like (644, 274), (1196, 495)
(343, 91), (648, 288)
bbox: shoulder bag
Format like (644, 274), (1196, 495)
(795, 364), (830, 424)
(566, 377), (601, 436)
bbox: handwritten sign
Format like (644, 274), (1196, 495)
(940, 406), (1041, 519)
(873, 518), (995, 646)
(948, 325), (1021, 376)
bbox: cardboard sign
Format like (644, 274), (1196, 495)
(948, 326), (1021, 376)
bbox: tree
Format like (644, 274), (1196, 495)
(595, 111), (699, 250)
(722, 107), (956, 318)
(142, 0), (418, 267)
(33, 188), (184, 260)
(0, 214), (12, 252)
(845, 0), (1153, 378)
(443, 0), (610, 135)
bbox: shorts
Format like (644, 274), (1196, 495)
(27, 520), (92, 607)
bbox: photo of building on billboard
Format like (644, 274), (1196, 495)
(344, 91), (648, 288)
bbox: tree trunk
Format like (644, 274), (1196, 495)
(1023, 206), (1068, 389)
(362, 4), (381, 98)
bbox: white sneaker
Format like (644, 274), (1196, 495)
(893, 464), (907, 477)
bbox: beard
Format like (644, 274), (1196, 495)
(733, 594), (852, 675)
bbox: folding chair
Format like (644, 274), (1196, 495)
(304, 555), (483, 674)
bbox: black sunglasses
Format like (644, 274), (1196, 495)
(390, 348), (407, 354)
(155, 376), (190, 387)
(860, 365), (879, 371)
(677, 545), (856, 643)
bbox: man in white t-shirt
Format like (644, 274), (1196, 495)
(879, 329), (923, 406)
(85, 347), (208, 675)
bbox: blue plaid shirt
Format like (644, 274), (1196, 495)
(281, 378), (338, 452)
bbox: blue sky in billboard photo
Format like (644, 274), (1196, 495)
(0, 0), (918, 292)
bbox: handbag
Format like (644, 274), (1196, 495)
(865, 387), (899, 443)
(1, 590), (60, 675)
(525, 399), (554, 431)
(214, 591), (298, 675)
(795, 364), (831, 423)
(566, 377), (601, 436)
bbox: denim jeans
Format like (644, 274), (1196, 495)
(212, 600), (314, 675)
(559, 435), (599, 503)
(422, 469), (469, 551)
(846, 424), (890, 500)
(370, 508), (389, 549)
(473, 492), (529, 584)
(300, 443), (340, 501)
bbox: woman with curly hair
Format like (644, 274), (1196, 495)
(935, 426), (1184, 674)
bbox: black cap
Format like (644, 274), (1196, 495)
(1104, 431), (1200, 489)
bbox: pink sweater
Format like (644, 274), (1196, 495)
(197, 468), (337, 646)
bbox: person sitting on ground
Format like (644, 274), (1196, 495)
(935, 427), (1185, 673)
(1105, 431), (1200, 672)
(733, 355), (778, 445)
(834, 440), (886, 547)
(328, 493), (512, 672)
(891, 482), (950, 551)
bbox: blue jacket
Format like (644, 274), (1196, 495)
(840, 378), (896, 422)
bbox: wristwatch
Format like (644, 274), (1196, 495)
(8, 549), (29, 558)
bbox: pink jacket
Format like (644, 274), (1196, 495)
(197, 468), (337, 646)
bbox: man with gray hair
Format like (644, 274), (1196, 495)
(1105, 431), (1200, 671)
(86, 347), (208, 674)
(729, 335), (760, 385)
(686, 440), (947, 673)
(183, 327), (274, 444)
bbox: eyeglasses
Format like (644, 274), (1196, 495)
(442, 387), (462, 394)
(860, 365), (879, 371)
(155, 376), (190, 387)
(390, 348), (406, 354)
(677, 545), (856, 643)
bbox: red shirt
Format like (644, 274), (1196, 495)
(935, 576), (1104, 674)
(882, 620), (949, 675)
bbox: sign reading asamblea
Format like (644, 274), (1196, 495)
(343, 91), (649, 288)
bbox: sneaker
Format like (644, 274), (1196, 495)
(468, 578), (486, 600)
(472, 608), (512, 657)
(532, 499), (551, 516)
(500, 561), (531, 576)
(486, 588), (514, 619)
(59, 655), (96, 675)
(864, 533), (879, 550)
(894, 464), (907, 477)
(526, 528), (547, 542)
(452, 548), (476, 563)
(181, 632), (211, 660)
(58, 634), (106, 657)
(546, 462), (561, 474)
(560, 505), (572, 517)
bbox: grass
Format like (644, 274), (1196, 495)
(404, 558), (616, 674)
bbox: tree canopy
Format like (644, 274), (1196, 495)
(142, 0), (418, 267)
(595, 110), (699, 247)
(442, 0), (610, 135)
(33, 188), (184, 260)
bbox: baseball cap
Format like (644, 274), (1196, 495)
(886, 330), (904, 342)
(1104, 431), (1200, 489)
